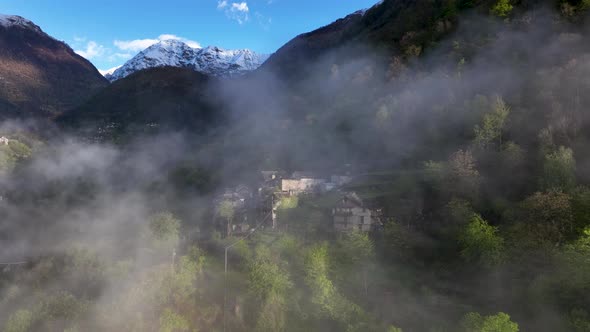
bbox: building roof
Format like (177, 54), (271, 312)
(336, 192), (364, 208)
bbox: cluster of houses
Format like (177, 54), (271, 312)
(214, 170), (382, 236)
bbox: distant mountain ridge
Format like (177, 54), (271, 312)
(106, 40), (270, 82)
(0, 14), (107, 118)
(259, 0), (459, 79)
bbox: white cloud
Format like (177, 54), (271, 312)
(75, 41), (105, 60)
(113, 34), (201, 52)
(218, 1), (250, 24)
(217, 0), (228, 9)
(232, 2), (249, 12)
(255, 12), (272, 30)
(113, 38), (157, 52)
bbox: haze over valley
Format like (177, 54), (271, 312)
(2, 1), (590, 331)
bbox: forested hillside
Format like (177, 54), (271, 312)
(2, 0), (590, 331)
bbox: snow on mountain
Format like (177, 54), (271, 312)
(0, 14), (43, 33)
(354, 0), (385, 16)
(106, 39), (270, 82)
(99, 66), (122, 78)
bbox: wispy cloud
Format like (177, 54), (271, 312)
(217, 0), (228, 9)
(255, 12), (272, 30)
(217, 1), (250, 24)
(114, 34), (201, 52)
(75, 41), (105, 60)
(73, 35), (87, 43)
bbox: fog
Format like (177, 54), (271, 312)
(1, 5), (590, 331)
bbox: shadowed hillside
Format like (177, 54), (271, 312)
(0, 15), (108, 118)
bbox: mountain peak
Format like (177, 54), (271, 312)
(0, 13), (107, 118)
(0, 14), (42, 32)
(155, 38), (198, 49)
(106, 40), (270, 82)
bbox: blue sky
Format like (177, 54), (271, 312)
(2, 0), (379, 72)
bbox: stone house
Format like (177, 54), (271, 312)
(332, 192), (375, 232)
(281, 178), (327, 195)
(0, 136), (9, 145)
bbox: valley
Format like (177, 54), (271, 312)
(2, 0), (590, 331)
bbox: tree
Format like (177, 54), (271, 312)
(541, 146), (576, 192)
(491, 0), (513, 17)
(461, 312), (519, 332)
(4, 309), (33, 332)
(501, 142), (525, 170)
(519, 191), (574, 245)
(219, 200), (235, 237)
(459, 214), (505, 268)
(248, 259), (292, 302)
(333, 231), (375, 298)
(148, 212), (181, 255)
(474, 96), (510, 150)
(248, 246), (292, 332)
(569, 309), (590, 332)
(480, 313), (519, 332)
(278, 195), (299, 210)
(304, 244), (364, 324)
(448, 149), (480, 198)
(159, 308), (189, 332)
(572, 186), (590, 232)
(255, 291), (288, 332)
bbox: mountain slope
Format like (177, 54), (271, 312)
(58, 67), (224, 140)
(0, 14), (108, 118)
(259, 0), (476, 78)
(106, 40), (269, 82)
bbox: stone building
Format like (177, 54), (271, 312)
(0, 136), (9, 145)
(281, 178), (327, 195)
(332, 192), (376, 232)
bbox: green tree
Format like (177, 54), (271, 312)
(501, 142), (525, 170)
(424, 160), (446, 191)
(4, 309), (33, 332)
(569, 309), (590, 332)
(459, 214), (505, 268)
(461, 312), (519, 332)
(572, 186), (590, 232)
(278, 195), (299, 210)
(248, 244), (292, 332)
(159, 308), (189, 332)
(474, 96), (510, 149)
(0, 139), (33, 173)
(304, 244), (364, 324)
(148, 212), (181, 255)
(255, 292), (288, 332)
(219, 200), (235, 237)
(541, 146), (576, 192)
(248, 259), (292, 301)
(490, 0), (513, 17)
(383, 219), (413, 260)
(333, 231), (375, 299)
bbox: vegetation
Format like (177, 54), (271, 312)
(4, 0), (590, 331)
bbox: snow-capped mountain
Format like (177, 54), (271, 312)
(0, 14), (43, 33)
(106, 39), (270, 82)
(99, 66), (121, 77)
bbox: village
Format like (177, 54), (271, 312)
(213, 170), (383, 237)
